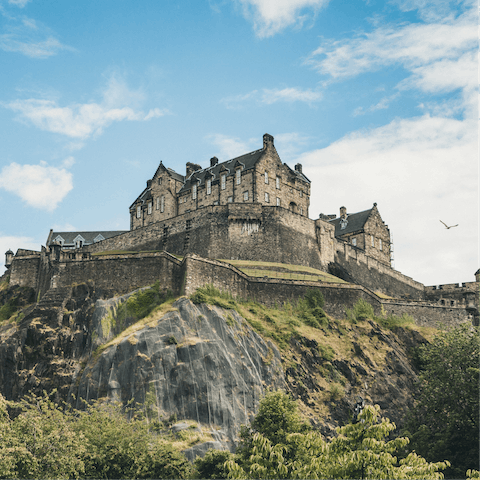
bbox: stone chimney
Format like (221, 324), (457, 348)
(263, 133), (274, 150)
(340, 206), (347, 219)
(210, 156), (218, 167)
(186, 162), (202, 177)
(295, 163), (302, 174)
(5, 249), (13, 269)
(146, 179), (152, 188)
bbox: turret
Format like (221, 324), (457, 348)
(5, 249), (13, 269)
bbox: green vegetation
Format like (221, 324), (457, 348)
(218, 258), (347, 283)
(404, 324), (479, 479)
(219, 389), (450, 479)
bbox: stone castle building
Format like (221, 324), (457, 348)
(3, 133), (479, 326)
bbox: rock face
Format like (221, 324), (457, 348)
(74, 298), (285, 446)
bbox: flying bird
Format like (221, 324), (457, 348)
(440, 220), (458, 229)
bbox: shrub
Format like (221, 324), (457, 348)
(346, 298), (375, 323)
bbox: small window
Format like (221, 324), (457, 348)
(207, 178), (212, 195)
(236, 169), (241, 185)
(300, 207), (303, 215)
(213, 200), (219, 205)
(265, 192), (270, 203)
(276, 197), (280, 206)
(156, 197), (160, 210)
(148, 202), (152, 214)
(192, 184), (197, 200)
(379, 239), (383, 251)
(450, 300), (455, 306)
(243, 191), (249, 201)
(440, 299), (445, 305)
(228, 196), (233, 203)
(371, 236), (375, 247)
(299, 190), (303, 197)
(352, 237), (357, 246)
(136, 206), (141, 218)
(221, 174), (226, 190)
(161, 195), (165, 213)
(276, 176), (280, 189)
(265, 171), (269, 184)
(158, 177), (162, 185)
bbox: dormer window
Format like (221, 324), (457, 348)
(54, 235), (64, 246)
(265, 171), (269, 184)
(236, 168), (241, 185)
(207, 178), (212, 195)
(136, 205), (141, 218)
(221, 174), (226, 190)
(276, 176), (280, 189)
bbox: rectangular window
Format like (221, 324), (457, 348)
(265, 192), (270, 203)
(300, 190), (303, 197)
(236, 169), (241, 185)
(158, 177), (162, 185)
(136, 206), (141, 218)
(228, 196), (233, 203)
(379, 239), (383, 251)
(221, 174), (226, 190)
(352, 237), (357, 246)
(371, 236), (375, 247)
(192, 184), (197, 200)
(265, 171), (268, 184)
(276, 197), (280, 206)
(243, 191), (249, 201)
(156, 197), (160, 210)
(300, 207), (303, 215)
(276, 176), (280, 189)
(207, 178), (211, 195)
(148, 202), (152, 214)
(161, 195), (165, 213)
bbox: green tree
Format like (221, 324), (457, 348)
(404, 324), (479, 478)
(193, 448), (235, 479)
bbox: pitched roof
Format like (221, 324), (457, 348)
(48, 231), (127, 246)
(329, 208), (373, 237)
(178, 148), (265, 194)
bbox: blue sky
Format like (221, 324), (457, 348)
(0, 0), (477, 286)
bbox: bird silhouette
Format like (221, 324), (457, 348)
(440, 220), (458, 229)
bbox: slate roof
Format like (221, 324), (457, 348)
(47, 231), (127, 246)
(329, 208), (373, 237)
(178, 148), (310, 194)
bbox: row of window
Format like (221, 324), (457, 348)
(136, 195), (166, 218)
(350, 236), (383, 251)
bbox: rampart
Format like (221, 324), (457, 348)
(332, 242), (425, 300)
(7, 248), (472, 329)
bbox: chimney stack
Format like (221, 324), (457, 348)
(295, 163), (302, 173)
(263, 133), (274, 150)
(186, 162), (201, 178)
(210, 156), (218, 167)
(340, 206), (347, 219)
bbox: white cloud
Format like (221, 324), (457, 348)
(8, 0), (31, 7)
(237, 0), (330, 37)
(0, 33), (71, 58)
(0, 162), (73, 211)
(222, 86), (322, 108)
(206, 134), (255, 159)
(261, 87), (322, 104)
(299, 113), (477, 285)
(308, 9), (477, 93)
(353, 94), (399, 116)
(389, 0), (474, 22)
(4, 76), (168, 139)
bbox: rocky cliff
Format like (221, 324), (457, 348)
(0, 280), (429, 453)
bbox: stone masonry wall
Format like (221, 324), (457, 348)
(333, 242), (424, 300)
(8, 255), (40, 289)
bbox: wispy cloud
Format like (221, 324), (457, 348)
(206, 134), (256, 159)
(353, 94), (399, 116)
(0, 161), (73, 211)
(222, 86), (322, 109)
(236, 0), (330, 37)
(307, 8), (477, 91)
(3, 75), (168, 139)
(0, 6), (73, 58)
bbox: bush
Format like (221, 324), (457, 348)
(194, 449), (234, 479)
(304, 289), (325, 309)
(346, 298), (375, 323)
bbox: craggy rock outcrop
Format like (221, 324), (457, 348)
(74, 298), (285, 446)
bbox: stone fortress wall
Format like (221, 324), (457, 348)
(7, 245), (476, 329)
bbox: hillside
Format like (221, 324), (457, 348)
(0, 277), (433, 452)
